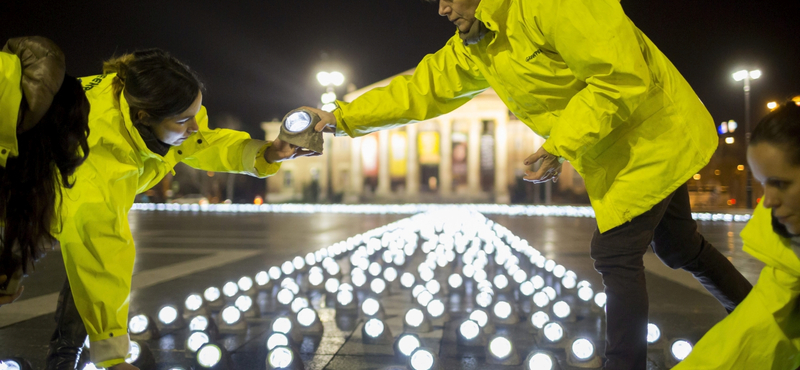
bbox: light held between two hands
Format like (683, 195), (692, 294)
(523, 146), (563, 184)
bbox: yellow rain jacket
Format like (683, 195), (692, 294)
(0, 51), (23, 167)
(674, 204), (800, 369)
(333, 0), (717, 232)
(58, 73), (281, 367)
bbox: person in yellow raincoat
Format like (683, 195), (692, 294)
(46, 49), (317, 370)
(674, 102), (800, 369)
(0, 36), (90, 306)
(300, 0), (753, 368)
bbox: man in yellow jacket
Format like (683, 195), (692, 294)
(304, 0), (753, 368)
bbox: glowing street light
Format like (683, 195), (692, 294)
(732, 68), (762, 208)
(767, 101), (778, 110)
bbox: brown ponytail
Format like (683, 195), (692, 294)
(102, 53), (135, 99)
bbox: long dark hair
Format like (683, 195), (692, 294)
(751, 101), (800, 166)
(102, 49), (203, 125)
(0, 76), (90, 277)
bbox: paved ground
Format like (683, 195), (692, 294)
(0, 208), (763, 370)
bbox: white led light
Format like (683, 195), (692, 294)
(222, 282), (239, 298)
(459, 319), (480, 340)
(542, 287), (556, 301)
(533, 292), (550, 308)
(412, 285), (426, 298)
(562, 275), (577, 290)
(419, 268), (435, 282)
(291, 297), (309, 313)
(383, 267), (398, 282)
(594, 292), (607, 308)
(82, 363), (99, 370)
(493, 301), (512, 319)
(281, 261), (295, 275)
(543, 322), (564, 342)
(519, 281), (534, 296)
(126, 341), (141, 363)
(531, 276), (545, 290)
(129, 314), (149, 334)
(425, 280), (441, 295)
(325, 278), (340, 293)
(292, 256), (305, 270)
(398, 335), (421, 356)
(410, 348), (435, 370)
(337, 290), (354, 305)
(448, 274), (463, 289)
(405, 308), (425, 327)
(269, 266), (282, 280)
(273, 317), (293, 334)
(493, 274), (509, 289)
(528, 352), (554, 370)
(281, 278), (300, 294)
(671, 340), (692, 360)
(185, 294), (203, 311)
(370, 278), (387, 294)
(489, 337), (512, 359)
(476, 291), (493, 308)
(647, 323), (661, 344)
(571, 338), (594, 360)
(187, 332), (210, 352)
(352, 272), (367, 287)
(427, 299), (445, 318)
(512, 270), (527, 284)
(235, 295), (253, 312)
(238, 276), (254, 291)
(158, 306), (178, 325)
(204, 287), (220, 302)
(268, 346), (294, 368)
(362, 298), (380, 316)
(277, 289), (294, 305)
(267, 333), (289, 351)
(256, 271), (270, 286)
(417, 290), (434, 307)
(368, 262), (382, 276)
(197, 344), (222, 368)
(284, 111), (312, 132)
(364, 318), (385, 337)
(544, 260), (556, 272)
(578, 287), (593, 302)
(297, 308), (317, 327)
(221, 306), (241, 325)
(531, 311), (549, 329)
(553, 301), (571, 318)
(189, 316), (209, 331)
(469, 310), (489, 327)
(401, 272), (416, 288)
(553, 265), (566, 278)
(309, 272), (324, 287)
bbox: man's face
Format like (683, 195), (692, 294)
(437, 0), (482, 34)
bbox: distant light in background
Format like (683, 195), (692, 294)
(768, 101), (778, 110)
(725, 137), (734, 144)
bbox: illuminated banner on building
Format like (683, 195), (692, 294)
(390, 132), (408, 177)
(418, 131), (441, 165)
(362, 134), (379, 177)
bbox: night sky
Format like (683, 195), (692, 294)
(2, 0), (798, 139)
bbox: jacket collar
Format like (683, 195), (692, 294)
(741, 204), (800, 276)
(474, 0), (508, 33)
(119, 91), (170, 159)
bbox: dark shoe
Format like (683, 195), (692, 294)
(45, 279), (88, 370)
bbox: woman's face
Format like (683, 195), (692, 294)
(147, 91), (203, 146)
(748, 142), (800, 235)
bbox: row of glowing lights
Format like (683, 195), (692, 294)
(130, 203), (751, 223)
(68, 210), (692, 370)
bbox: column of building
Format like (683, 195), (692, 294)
(346, 136), (363, 203)
(405, 125), (420, 198)
(494, 115), (510, 203)
(467, 118), (481, 195)
(439, 119), (453, 196)
(376, 130), (391, 196)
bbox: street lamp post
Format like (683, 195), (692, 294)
(317, 71), (345, 201)
(732, 69), (761, 209)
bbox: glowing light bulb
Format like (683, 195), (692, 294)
(543, 322), (564, 342)
(197, 344), (222, 368)
(528, 352), (554, 370)
(222, 282), (239, 298)
(297, 308), (317, 327)
(158, 305), (178, 325)
(671, 340), (692, 360)
(364, 318), (385, 337)
(531, 311), (549, 329)
(189, 316), (208, 331)
(448, 274), (463, 289)
(469, 310), (488, 327)
(237, 276), (253, 291)
(489, 337), (512, 359)
(204, 287), (220, 302)
(459, 319), (480, 340)
(266, 333), (289, 351)
(273, 317), (293, 334)
(578, 286), (593, 302)
(325, 278), (340, 293)
(187, 332), (210, 352)
(594, 292), (607, 308)
(401, 272), (416, 288)
(571, 338), (594, 360)
(405, 308), (424, 327)
(426, 299), (445, 318)
(129, 314), (149, 334)
(398, 335), (421, 356)
(277, 289), (294, 305)
(410, 348), (435, 370)
(370, 278), (387, 294)
(493, 274), (509, 289)
(553, 301), (571, 319)
(291, 297), (309, 313)
(221, 306), (241, 325)
(256, 271), (270, 286)
(268, 347), (293, 369)
(185, 294), (203, 311)
(493, 301), (512, 319)
(647, 323), (661, 344)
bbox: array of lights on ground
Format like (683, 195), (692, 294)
(1, 209), (702, 370)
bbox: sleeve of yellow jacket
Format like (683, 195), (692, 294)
(180, 106), (281, 177)
(0, 51), (22, 167)
(59, 145), (140, 368)
(333, 36), (490, 138)
(535, 0), (651, 162)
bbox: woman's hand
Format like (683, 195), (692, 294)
(523, 146), (563, 184)
(291, 106), (336, 133)
(264, 138), (320, 163)
(109, 362), (139, 370)
(0, 275), (24, 306)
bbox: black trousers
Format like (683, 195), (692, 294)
(591, 183), (753, 369)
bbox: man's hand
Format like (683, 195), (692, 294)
(523, 146), (563, 184)
(109, 362), (139, 370)
(294, 106), (336, 133)
(264, 138), (320, 163)
(0, 275), (24, 306)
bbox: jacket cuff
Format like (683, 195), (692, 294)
(541, 140), (564, 161)
(246, 139), (281, 177)
(90, 332), (130, 368)
(333, 102), (351, 137)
